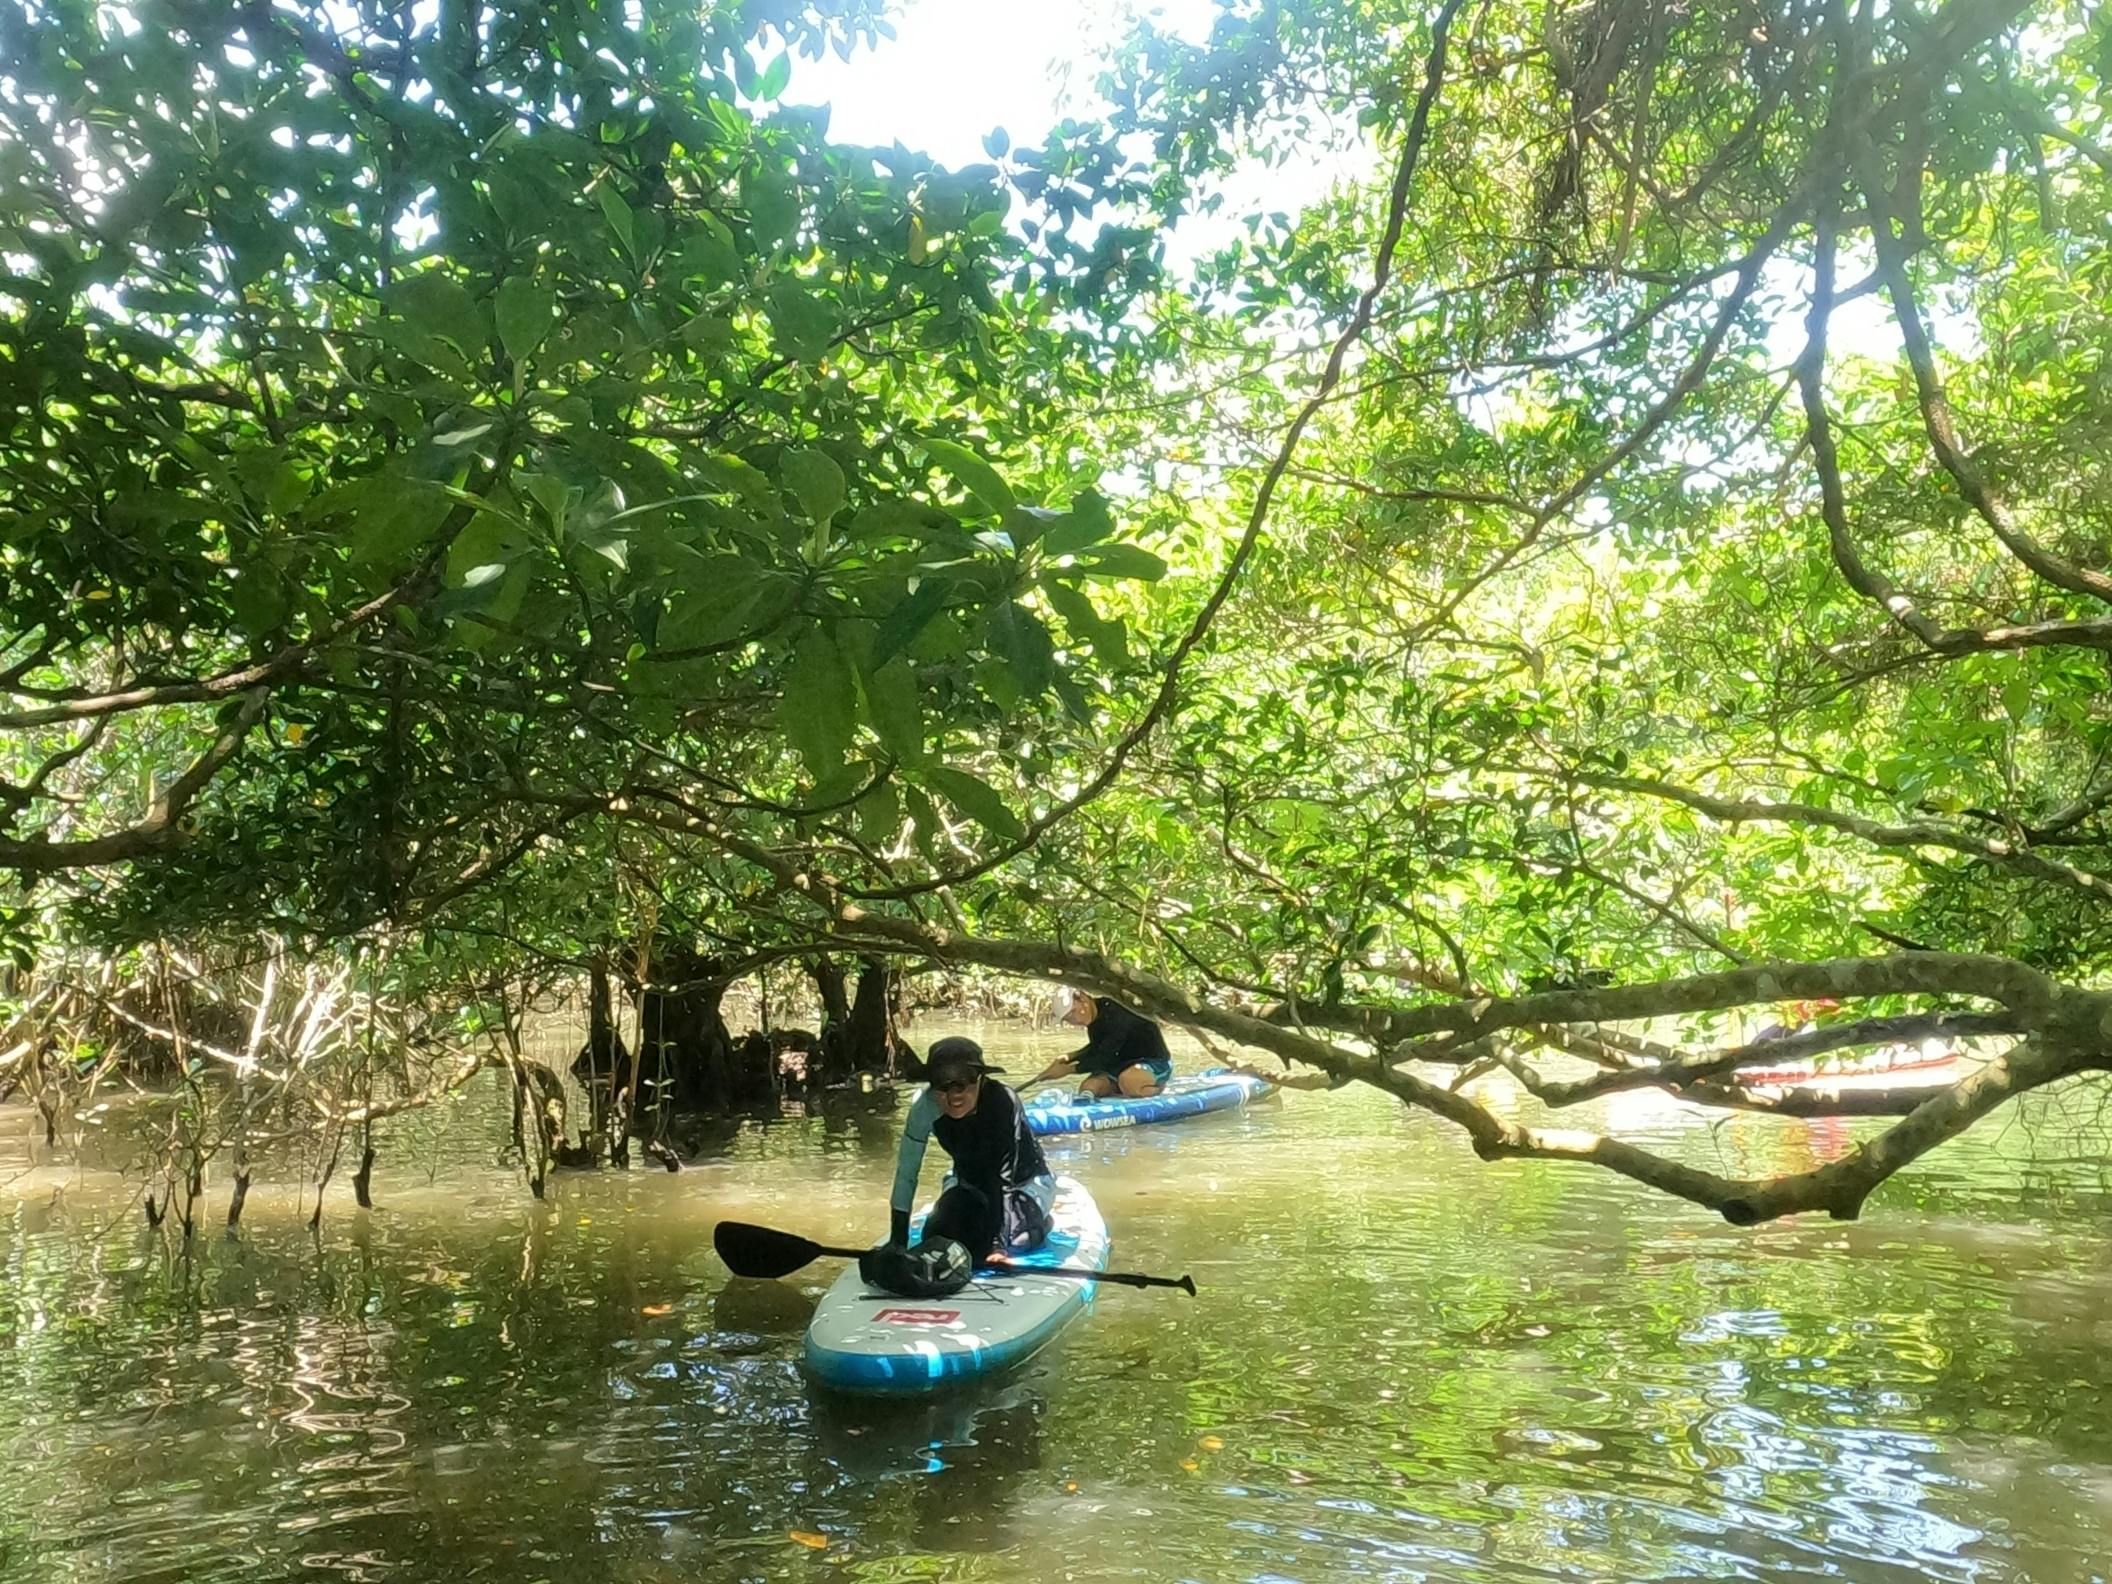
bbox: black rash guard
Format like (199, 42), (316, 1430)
(932, 1080), (1049, 1199)
(889, 1080), (1052, 1246)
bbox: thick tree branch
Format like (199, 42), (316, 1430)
(1799, 207), (1957, 651)
(1679, 1078), (1960, 1117)
(1, 574), (426, 730)
(1854, 113), (2112, 608)
(826, 911), (2103, 1224)
(2018, 104), (2112, 177)
(1494, 1009), (2021, 1106)
(1571, 770), (2112, 905)
(1, 716), (110, 828)
(1, 690), (271, 874)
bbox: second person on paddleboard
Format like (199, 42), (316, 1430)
(1031, 987), (1174, 1100)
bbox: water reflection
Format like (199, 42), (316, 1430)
(811, 1381), (1049, 1553)
(1, 1038), (2110, 1582)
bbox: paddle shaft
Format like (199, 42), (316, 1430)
(748, 1233), (1195, 1295)
(983, 1258), (1196, 1295)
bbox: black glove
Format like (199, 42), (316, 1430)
(889, 1207), (911, 1248)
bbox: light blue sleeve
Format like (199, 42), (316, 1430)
(891, 1089), (940, 1214)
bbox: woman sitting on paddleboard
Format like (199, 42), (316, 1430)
(882, 1036), (1055, 1263)
(1031, 987), (1174, 1099)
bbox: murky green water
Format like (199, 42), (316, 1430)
(4, 1020), (2112, 1582)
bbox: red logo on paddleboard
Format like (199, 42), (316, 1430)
(873, 1307), (960, 1325)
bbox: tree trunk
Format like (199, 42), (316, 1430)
(811, 956), (852, 1028)
(814, 956), (904, 1088)
(573, 960), (631, 1083)
(639, 942), (773, 1111)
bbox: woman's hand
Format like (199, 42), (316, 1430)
(1032, 1057), (1076, 1084)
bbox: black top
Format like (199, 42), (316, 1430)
(931, 1080), (1048, 1198)
(1070, 996), (1172, 1078)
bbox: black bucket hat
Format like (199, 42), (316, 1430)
(926, 1036), (1005, 1086)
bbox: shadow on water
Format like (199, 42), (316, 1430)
(711, 1275), (818, 1342)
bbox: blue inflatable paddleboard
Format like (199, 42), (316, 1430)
(804, 1175), (1109, 1394)
(1023, 1067), (1272, 1137)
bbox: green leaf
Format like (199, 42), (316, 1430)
(444, 499), (537, 587)
(1077, 542), (1167, 582)
(225, 567), (287, 637)
(448, 560), (533, 652)
(2002, 672), (2034, 724)
(696, 453), (783, 516)
(495, 276), (557, 365)
(1052, 665), (1093, 724)
(347, 479), (452, 573)
(1040, 489), (1117, 555)
(989, 601), (1054, 697)
(923, 766), (1024, 841)
(658, 558), (765, 650)
(780, 447), (846, 524)
(561, 481), (625, 578)
(674, 212), (740, 283)
(434, 488), (540, 650)
(858, 656), (924, 763)
(851, 498), (964, 543)
(923, 438), (1016, 516)
(778, 627), (856, 779)
(485, 164), (547, 242)
(983, 127), (1010, 158)
(973, 655), (1020, 710)
(521, 472), (572, 534)
(744, 164), (802, 247)
(596, 182), (637, 258)
(1005, 505), (1065, 545)
(909, 612), (971, 663)
(873, 579), (954, 666)
(392, 272), (481, 350)
(757, 51), (791, 100)
(432, 415), (497, 449)
(766, 278), (839, 361)
(379, 318), (475, 383)
(856, 777), (902, 849)
(234, 451), (311, 516)
(1041, 577), (1128, 666)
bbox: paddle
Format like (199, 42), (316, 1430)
(713, 1220), (1197, 1296)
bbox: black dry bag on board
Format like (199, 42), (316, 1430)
(857, 1236), (973, 1298)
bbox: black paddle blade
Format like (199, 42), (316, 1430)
(713, 1220), (826, 1279)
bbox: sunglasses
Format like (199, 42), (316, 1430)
(933, 1075), (980, 1094)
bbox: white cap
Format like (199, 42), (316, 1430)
(1047, 986), (1083, 1022)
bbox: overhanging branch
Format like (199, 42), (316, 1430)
(1, 689), (271, 875)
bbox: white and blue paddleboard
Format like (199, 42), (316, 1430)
(804, 1175), (1109, 1394)
(1023, 1067), (1272, 1137)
